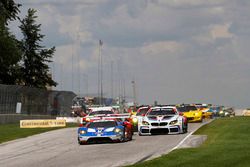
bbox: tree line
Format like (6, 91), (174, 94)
(0, 0), (57, 89)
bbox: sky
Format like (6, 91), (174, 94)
(10, 0), (250, 108)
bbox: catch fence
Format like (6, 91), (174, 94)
(0, 84), (76, 117)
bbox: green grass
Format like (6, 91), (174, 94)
(0, 123), (78, 144)
(128, 117), (250, 167)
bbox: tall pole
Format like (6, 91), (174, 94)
(98, 42), (100, 104)
(52, 61), (55, 89)
(117, 59), (121, 105)
(86, 74), (88, 97)
(100, 40), (103, 106)
(99, 40), (103, 106)
(77, 32), (80, 95)
(123, 79), (126, 103)
(60, 63), (63, 90)
(71, 44), (74, 91)
(83, 73), (88, 97)
(111, 61), (114, 100)
(132, 80), (136, 107)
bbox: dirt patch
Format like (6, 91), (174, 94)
(178, 135), (207, 148)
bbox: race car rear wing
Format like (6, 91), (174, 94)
(80, 113), (131, 125)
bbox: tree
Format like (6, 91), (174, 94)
(19, 8), (57, 89)
(0, 0), (22, 84)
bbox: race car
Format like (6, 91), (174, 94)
(129, 105), (151, 132)
(177, 104), (203, 122)
(80, 107), (115, 126)
(208, 105), (224, 117)
(138, 106), (188, 135)
(195, 104), (213, 119)
(219, 107), (235, 117)
(78, 119), (133, 144)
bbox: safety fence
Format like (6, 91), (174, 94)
(0, 84), (76, 124)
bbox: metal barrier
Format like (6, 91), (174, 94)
(0, 84), (76, 123)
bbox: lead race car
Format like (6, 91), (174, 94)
(138, 106), (188, 135)
(78, 119), (133, 145)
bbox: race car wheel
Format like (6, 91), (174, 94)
(121, 128), (127, 142)
(124, 127), (133, 141)
(128, 130), (133, 141)
(184, 124), (188, 133)
(78, 138), (84, 145)
(182, 122), (188, 133)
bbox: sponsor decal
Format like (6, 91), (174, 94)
(20, 119), (66, 128)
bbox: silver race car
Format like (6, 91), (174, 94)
(138, 106), (188, 135)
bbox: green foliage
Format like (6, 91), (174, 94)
(128, 117), (250, 167)
(0, 0), (21, 25)
(0, 0), (22, 84)
(0, 123), (78, 144)
(19, 8), (57, 89)
(0, 2), (56, 88)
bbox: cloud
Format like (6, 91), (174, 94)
(10, 0), (250, 108)
(140, 41), (183, 57)
(210, 23), (233, 39)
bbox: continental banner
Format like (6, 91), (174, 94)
(20, 119), (66, 128)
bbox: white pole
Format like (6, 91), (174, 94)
(111, 61), (114, 99)
(71, 44), (74, 91)
(100, 40), (103, 106)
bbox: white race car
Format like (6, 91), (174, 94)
(138, 106), (188, 135)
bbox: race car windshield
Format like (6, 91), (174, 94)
(185, 106), (197, 111)
(136, 108), (149, 116)
(89, 110), (113, 116)
(177, 106), (197, 112)
(148, 109), (176, 115)
(88, 121), (117, 128)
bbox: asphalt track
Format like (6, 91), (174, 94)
(0, 122), (207, 167)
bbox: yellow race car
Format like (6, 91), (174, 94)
(177, 105), (203, 122)
(194, 104), (213, 119)
(197, 106), (213, 119)
(201, 110), (213, 119)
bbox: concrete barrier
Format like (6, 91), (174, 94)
(56, 117), (80, 123)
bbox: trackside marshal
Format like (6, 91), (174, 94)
(20, 119), (66, 128)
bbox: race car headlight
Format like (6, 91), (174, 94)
(132, 117), (138, 123)
(114, 128), (122, 133)
(142, 121), (149, 125)
(105, 127), (115, 132)
(79, 130), (87, 134)
(170, 120), (178, 125)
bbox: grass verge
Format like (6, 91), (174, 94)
(0, 123), (78, 144)
(128, 117), (250, 167)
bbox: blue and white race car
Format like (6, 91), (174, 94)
(138, 106), (188, 135)
(78, 119), (133, 144)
